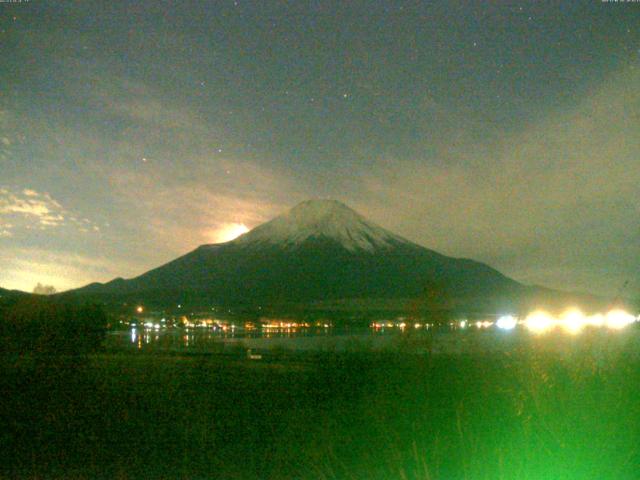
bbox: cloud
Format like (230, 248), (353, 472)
(0, 188), (65, 228)
(88, 76), (210, 134)
(0, 67), (309, 291)
(0, 188), (99, 234)
(0, 247), (127, 292)
(105, 161), (303, 256)
(357, 64), (640, 296)
(0, 108), (23, 162)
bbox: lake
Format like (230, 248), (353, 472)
(105, 323), (640, 357)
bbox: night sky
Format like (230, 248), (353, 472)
(1, 1), (639, 296)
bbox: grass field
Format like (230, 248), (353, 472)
(2, 331), (640, 479)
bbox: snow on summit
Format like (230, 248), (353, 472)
(234, 199), (408, 251)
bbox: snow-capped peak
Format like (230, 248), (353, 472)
(233, 199), (408, 252)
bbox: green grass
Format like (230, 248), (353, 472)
(2, 333), (640, 479)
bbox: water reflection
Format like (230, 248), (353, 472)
(111, 310), (640, 354)
(114, 324), (366, 353)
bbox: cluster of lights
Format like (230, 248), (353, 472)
(475, 320), (494, 329)
(262, 321), (312, 330)
(182, 318), (236, 330)
(372, 321), (401, 329)
(493, 309), (638, 334)
(143, 321), (162, 330)
(371, 321), (434, 330)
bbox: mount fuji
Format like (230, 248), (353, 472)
(68, 199), (545, 311)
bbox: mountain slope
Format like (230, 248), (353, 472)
(0, 287), (31, 304)
(0, 287), (26, 297)
(69, 200), (526, 309)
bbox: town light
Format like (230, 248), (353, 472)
(524, 311), (554, 334)
(496, 315), (517, 330)
(560, 309), (585, 335)
(605, 309), (636, 330)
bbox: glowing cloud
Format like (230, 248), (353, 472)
(210, 223), (250, 243)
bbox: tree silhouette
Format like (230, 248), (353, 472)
(33, 283), (57, 295)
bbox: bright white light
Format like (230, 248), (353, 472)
(518, 308), (638, 335)
(585, 313), (604, 328)
(211, 223), (250, 243)
(525, 311), (554, 334)
(560, 309), (586, 334)
(496, 315), (517, 330)
(459, 320), (467, 329)
(605, 309), (635, 330)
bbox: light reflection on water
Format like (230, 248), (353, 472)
(113, 326), (396, 353)
(109, 322), (640, 355)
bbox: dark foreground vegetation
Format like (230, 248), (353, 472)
(2, 326), (640, 479)
(0, 297), (107, 355)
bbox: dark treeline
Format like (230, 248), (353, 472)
(0, 297), (108, 355)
